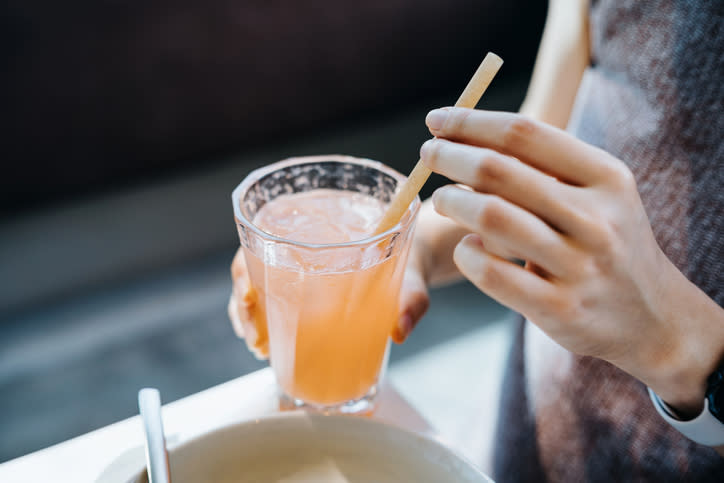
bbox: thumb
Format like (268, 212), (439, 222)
(391, 264), (430, 344)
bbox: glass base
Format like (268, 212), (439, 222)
(277, 384), (379, 416)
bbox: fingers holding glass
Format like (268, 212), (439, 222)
(230, 248), (269, 360)
(392, 264), (430, 344)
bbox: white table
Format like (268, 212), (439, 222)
(0, 368), (438, 483)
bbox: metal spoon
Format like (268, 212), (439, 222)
(138, 388), (172, 483)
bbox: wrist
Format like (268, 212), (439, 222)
(648, 386), (724, 447)
(644, 259), (724, 417)
(650, 356), (709, 419)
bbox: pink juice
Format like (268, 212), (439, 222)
(243, 189), (409, 406)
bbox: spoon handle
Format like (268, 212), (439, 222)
(138, 388), (172, 483)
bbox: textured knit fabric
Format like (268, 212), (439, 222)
(493, 0), (724, 481)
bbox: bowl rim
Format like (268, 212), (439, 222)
(132, 411), (493, 482)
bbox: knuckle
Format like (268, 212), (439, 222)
(476, 196), (507, 232)
(619, 168), (637, 193)
(501, 115), (537, 150)
(447, 108), (475, 136)
(591, 220), (621, 259)
(567, 205), (592, 234)
(476, 258), (503, 289)
(475, 152), (507, 186)
(583, 211), (614, 250)
(422, 138), (445, 169)
(578, 256), (600, 279)
(573, 253), (608, 283)
(604, 158), (636, 190)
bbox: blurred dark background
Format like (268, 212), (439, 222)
(0, 0), (546, 462)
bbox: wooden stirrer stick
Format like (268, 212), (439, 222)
(373, 52), (503, 235)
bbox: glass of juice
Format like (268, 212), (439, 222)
(231, 155), (420, 414)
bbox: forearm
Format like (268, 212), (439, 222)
(519, 0), (590, 128)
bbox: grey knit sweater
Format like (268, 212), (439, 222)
(493, 1), (724, 481)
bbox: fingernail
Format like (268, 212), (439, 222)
(426, 109), (448, 131)
(394, 314), (413, 343)
(420, 139), (434, 160)
(391, 327), (403, 344)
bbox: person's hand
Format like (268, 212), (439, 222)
(228, 238), (432, 357)
(420, 107), (724, 415)
(228, 247), (269, 359)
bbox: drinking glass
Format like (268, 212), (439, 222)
(231, 155), (420, 414)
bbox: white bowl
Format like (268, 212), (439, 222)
(127, 412), (492, 482)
